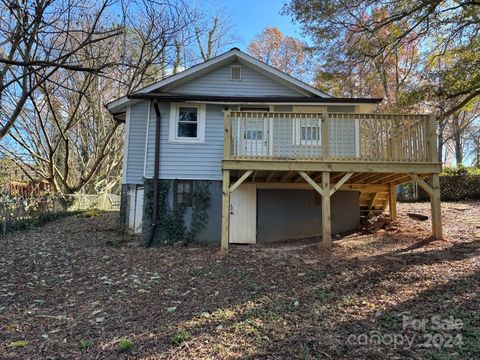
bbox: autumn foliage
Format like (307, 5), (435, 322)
(247, 27), (310, 79)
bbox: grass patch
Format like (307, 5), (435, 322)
(118, 338), (133, 352)
(77, 209), (104, 218)
(377, 311), (401, 330)
(316, 286), (337, 302)
(8, 340), (29, 348)
(80, 340), (91, 350)
(170, 330), (189, 346)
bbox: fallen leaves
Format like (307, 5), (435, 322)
(0, 202), (479, 359)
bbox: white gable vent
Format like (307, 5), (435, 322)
(230, 65), (242, 80)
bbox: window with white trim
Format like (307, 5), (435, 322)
(230, 65), (242, 80)
(169, 103), (206, 143)
(294, 118), (321, 145)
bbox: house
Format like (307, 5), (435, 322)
(107, 48), (442, 249)
(0, 158), (52, 196)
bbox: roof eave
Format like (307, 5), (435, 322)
(127, 93), (383, 104)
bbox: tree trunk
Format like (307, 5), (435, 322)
(452, 114), (463, 164)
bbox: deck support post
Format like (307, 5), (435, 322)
(321, 172), (332, 248)
(389, 183), (397, 221)
(221, 169), (230, 251)
(430, 173), (443, 240)
(298, 171), (332, 248)
(409, 173), (442, 240)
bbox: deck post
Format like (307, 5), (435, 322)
(389, 182), (397, 221)
(427, 114), (437, 162)
(321, 171), (332, 248)
(224, 110), (232, 160)
(221, 169), (230, 251)
(430, 173), (443, 239)
(321, 113), (329, 160)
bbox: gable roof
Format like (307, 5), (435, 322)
(107, 48), (333, 113)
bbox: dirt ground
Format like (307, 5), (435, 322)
(0, 202), (479, 360)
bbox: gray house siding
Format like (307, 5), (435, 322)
(143, 103), (224, 181)
(132, 103), (359, 183)
(169, 62), (305, 97)
(124, 102), (149, 184)
(268, 117), (356, 159)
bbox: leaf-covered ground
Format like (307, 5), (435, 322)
(0, 202), (479, 359)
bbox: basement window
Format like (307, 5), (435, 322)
(230, 65), (242, 80)
(174, 180), (193, 208)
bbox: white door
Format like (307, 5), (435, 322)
(241, 119), (269, 157)
(229, 184), (256, 244)
(134, 187), (144, 234)
(127, 189), (136, 232)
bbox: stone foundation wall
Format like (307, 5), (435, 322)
(142, 179), (221, 246)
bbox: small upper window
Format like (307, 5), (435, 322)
(169, 103), (206, 143)
(231, 65), (241, 80)
(177, 107), (198, 138)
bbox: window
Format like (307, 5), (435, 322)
(230, 65), (242, 80)
(294, 118), (321, 145)
(177, 107), (197, 138)
(174, 180), (193, 207)
(169, 103), (206, 143)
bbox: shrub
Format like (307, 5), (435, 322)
(2, 210), (82, 234)
(441, 164), (480, 176)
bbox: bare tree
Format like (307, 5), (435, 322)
(195, 15), (234, 61)
(191, 5), (236, 63)
(466, 123), (480, 167)
(447, 105), (480, 165)
(0, 0), (200, 194)
(0, 0), (122, 139)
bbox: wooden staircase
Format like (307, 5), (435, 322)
(359, 191), (389, 217)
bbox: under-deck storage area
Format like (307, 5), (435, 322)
(257, 189), (360, 243)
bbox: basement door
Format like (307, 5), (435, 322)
(134, 187), (144, 234)
(229, 184), (257, 244)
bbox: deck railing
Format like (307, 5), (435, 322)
(224, 111), (436, 163)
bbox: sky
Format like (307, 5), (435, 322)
(209, 0), (306, 50)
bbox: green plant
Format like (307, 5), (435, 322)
(7, 340), (29, 348)
(2, 210), (82, 234)
(316, 286), (337, 302)
(80, 340), (91, 350)
(441, 164), (480, 176)
(118, 338), (133, 352)
(143, 180), (210, 245)
(77, 209), (103, 218)
(170, 330), (188, 345)
(378, 311), (401, 330)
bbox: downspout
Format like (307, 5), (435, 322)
(147, 100), (161, 247)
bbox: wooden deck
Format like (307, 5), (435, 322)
(220, 111), (443, 251)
